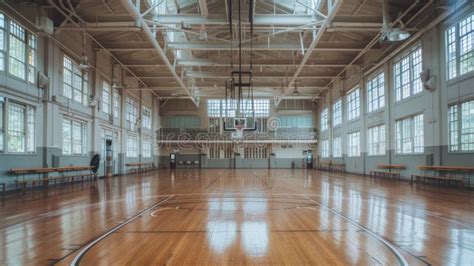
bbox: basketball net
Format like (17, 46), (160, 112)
(232, 125), (244, 139)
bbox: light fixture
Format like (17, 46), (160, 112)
(380, 0), (410, 43)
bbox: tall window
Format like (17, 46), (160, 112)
(27, 34), (35, 83)
(62, 118), (87, 155)
(333, 136), (342, 158)
(126, 97), (138, 131)
(348, 131), (360, 157)
(320, 139), (329, 158)
(320, 108), (328, 131)
(449, 100), (474, 152)
(0, 14), (5, 71)
(347, 87), (360, 120)
(63, 56), (88, 104)
(244, 146), (267, 159)
(333, 100), (342, 126)
(142, 138), (152, 158)
(126, 135), (138, 157)
(396, 114), (424, 154)
(9, 20), (26, 80)
(142, 106), (152, 130)
(446, 14), (474, 79)
(0, 98), (34, 153)
(0, 97), (4, 152)
(368, 124), (385, 155)
(113, 89), (120, 120)
(0, 15), (35, 80)
(367, 72), (385, 112)
(102, 81), (111, 114)
(394, 47), (422, 101)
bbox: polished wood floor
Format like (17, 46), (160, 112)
(1, 169), (473, 265)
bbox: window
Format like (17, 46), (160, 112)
(0, 99), (35, 153)
(367, 72), (385, 112)
(126, 97), (138, 131)
(394, 47), (422, 101)
(142, 138), (152, 158)
(0, 13), (5, 71)
(348, 131), (360, 157)
(333, 100), (342, 126)
(0, 97), (4, 152)
(0, 15), (35, 80)
(102, 81), (111, 114)
(27, 34), (35, 83)
(244, 146), (267, 159)
(113, 89), (121, 120)
(449, 100), (474, 152)
(333, 136), (342, 158)
(208, 117), (220, 133)
(207, 99), (221, 117)
(63, 56), (88, 104)
(126, 135), (138, 157)
(446, 14), (474, 79)
(207, 99), (270, 118)
(320, 139), (329, 158)
(9, 20), (26, 80)
(62, 118), (87, 155)
(347, 87), (360, 120)
(7, 103), (25, 152)
(396, 114), (424, 154)
(320, 108), (328, 131)
(142, 106), (152, 130)
(368, 125), (385, 155)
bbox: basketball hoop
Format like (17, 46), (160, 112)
(232, 124), (244, 139)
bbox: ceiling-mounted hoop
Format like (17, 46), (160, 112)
(223, 0), (256, 132)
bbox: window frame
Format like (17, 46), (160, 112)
(102, 81), (111, 114)
(347, 131), (361, 157)
(367, 124), (385, 156)
(332, 136), (342, 158)
(1, 14), (36, 83)
(332, 100), (342, 127)
(448, 99), (474, 152)
(346, 87), (360, 120)
(395, 113), (424, 154)
(320, 139), (329, 158)
(63, 55), (88, 105)
(142, 105), (152, 130)
(0, 97), (35, 154)
(142, 137), (152, 158)
(126, 96), (139, 131)
(126, 134), (138, 158)
(62, 117), (87, 156)
(320, 108), (328, 131)
(446, 13), (474, 80)
(393, 46), (423, 102)
(367, 72), (385, 113)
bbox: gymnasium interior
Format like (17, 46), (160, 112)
(0, 0), (473, 265)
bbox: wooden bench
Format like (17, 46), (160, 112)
(318, 161), (331, 171)
(370, 164), (406, 181)
(9, 166), (97, 192)
(330, 163), (346, 173)
(411, 166), (473, 189)
(126, 162), (155, 173)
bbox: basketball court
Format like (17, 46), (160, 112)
(1, 0), (474, 265)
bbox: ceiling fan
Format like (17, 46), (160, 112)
(380, 0), (411, 43)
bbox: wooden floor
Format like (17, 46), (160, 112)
(1, 169), (473, 265)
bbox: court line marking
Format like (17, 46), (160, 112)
(69, 195), (173, 266)
(303, 195), (408, 266)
